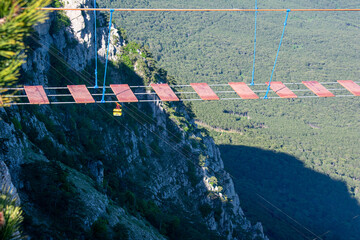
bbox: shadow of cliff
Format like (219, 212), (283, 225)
(219, 145), (360, 240)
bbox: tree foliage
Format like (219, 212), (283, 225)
(0, 0), (50, 106)
(96, 0), (360, 238)
(0, 186), (23, 240)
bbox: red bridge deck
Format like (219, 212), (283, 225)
(110, 84), (138, 102)
(228, 82), (259, 99)
(190, 83), (219, 100)
(266, 81), (297, 98)
(67, 85), (95, 103)
(337, 80), (360, 96)
(151, 83), (179, 101)
(302, 81), (335, 97)
(24, 86), (49, 104)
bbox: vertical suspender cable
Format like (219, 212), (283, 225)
(101, 9), (114, 103)
(250, 0), (258, 86)
(264, 9), (290, 99)
(94, 0), (98, 88)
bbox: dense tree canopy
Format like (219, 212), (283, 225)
(96, 0), (360, 239)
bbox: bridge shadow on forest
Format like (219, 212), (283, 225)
(219, 145), (360, 240)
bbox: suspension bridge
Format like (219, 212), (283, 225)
(1, 6), (359, 106)
(2, 80), (360, 106)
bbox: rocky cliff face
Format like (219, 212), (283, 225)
(0, 0), (267, 239)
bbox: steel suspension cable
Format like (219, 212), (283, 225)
(101, 9), (114, 103)
(257, 193), (324, 239)
(4, 88), (351, 98)
(5, 94), (358, 106)
(250, 0), (258, 86)
(264, 9), (290, 99)
(94, 0), (98, 88)
(2, 80), (355, 90)
(30, 8), (360, 12)
(28, 35), (94, 81)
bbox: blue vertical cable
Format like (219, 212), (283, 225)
(264, 9), (290, 99)
(94, 0), (98, 88)
(101, 9), (114, 103)
(250, 0), (258, 86)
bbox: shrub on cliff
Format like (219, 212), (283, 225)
(0, 186), (23, 240)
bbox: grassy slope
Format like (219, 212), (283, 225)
(97, 0), (360, 239)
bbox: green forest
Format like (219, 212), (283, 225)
(96, 0), (360, 239)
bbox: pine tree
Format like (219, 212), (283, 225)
(0, 185), (23, 240)
(0, 0), (51, 106)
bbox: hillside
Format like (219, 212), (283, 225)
(0, 0), (268, 239)
(96, 0), (360, 239)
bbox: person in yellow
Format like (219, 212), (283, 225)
(113, 103), (122, 116)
